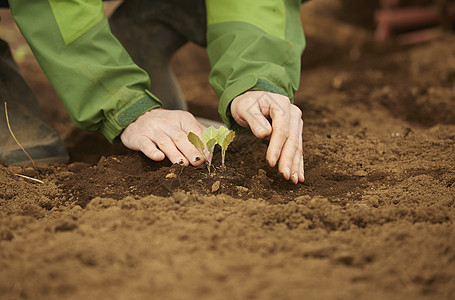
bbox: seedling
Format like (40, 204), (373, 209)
(187, 126), (236, 174)
(187, 126), (218, 173)
(216, 126), (235, 171)
(187, 132), (209, 170)
(201, 126), (218, 172)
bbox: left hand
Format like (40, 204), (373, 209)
(230, 91), (304, 184)
(120, 108), (207, 166)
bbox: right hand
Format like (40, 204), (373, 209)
(120, 108), (206, 166)
(230, 91), (304, 184)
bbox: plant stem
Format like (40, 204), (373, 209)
(196, 149), (212, 175)
(221, 148), (226, 172)
(207, 153), (213, 175)
(15, 174), (44, 184)
(4, 101), (37, 169)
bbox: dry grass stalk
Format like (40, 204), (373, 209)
(4, 101), (37, 169)
(14, 173), (44, 184)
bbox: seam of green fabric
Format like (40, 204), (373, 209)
(208, 22), (296, 79)
(80, 59), (111, 97)
(48, 0), (104, 45)
(206, 0), (286, 40)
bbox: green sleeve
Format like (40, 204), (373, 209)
(9, 0), (162, 143)
(206, 0), (305, 133)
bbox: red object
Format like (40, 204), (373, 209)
(396, 27), (443, 44)
(375, 7), (441, 29)
(375, 4), (455, 44)
(380, 0), (400, 9)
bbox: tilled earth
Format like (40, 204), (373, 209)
(0, 7), (454, 300)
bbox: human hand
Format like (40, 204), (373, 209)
(230, 91), (304, 184)
(120, 108), (206, 166)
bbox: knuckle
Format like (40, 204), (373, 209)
(173, 132), (188, 143)
(277, 124), (290, 139)
(142, 115), (158, 127)
(124, 122), (139, 135)
(277, 97), (291, 110)
(179, 111), (195, 123)
(155, 138), (168, 148)
(120, 132), (131, 145)
(290, 105), (302, 119)
(139, 140), (154, 154)
(144, 144), (157, 155)
(289, 136), (300, 149)
(277, 128), (290, 140)
(284, 134), (300, 149)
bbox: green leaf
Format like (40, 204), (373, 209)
(206, 138), (217, 152)
(216, 126), (229, 145)
(187, 132), (205, 151)
(221, 130), (235, 149)
(202, 126), (219, 144)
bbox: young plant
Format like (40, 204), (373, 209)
(216, 126), (235, 171)
(201, 126), (218, 172)
(187, 126), (218, 174)
(187, 132), (208, 160)
(187, 125), (236, 174)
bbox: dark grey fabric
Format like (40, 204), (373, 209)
(110, 0), (206, 47)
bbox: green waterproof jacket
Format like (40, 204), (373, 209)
(9, 0), (305, 142)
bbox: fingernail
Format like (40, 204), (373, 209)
(152, 152), (160, 160)
(292, 172), (298, 184)
(269, 155), (278, 167)
(284, 167), (290, 179)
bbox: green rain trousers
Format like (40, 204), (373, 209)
(9, 0), (305, 142)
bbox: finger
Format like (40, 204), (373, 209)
(246, 103), (273, 138)
(266, 99), (291, 167)
(178, 113), (207, 166)
(276, 107), (302, 180)
(299, 155), (305, 183)
(172, 131), (206, 167)
(297, 124), (305, 183)
(293, 118), (305, 183)
(290, 151), (300, 184)
(277, 135), (300, 180)
(121, 131), (166, 161)
(152, 134), (188, 165)
(290, 125), (303, 184)
(232, 96), (272, 138)
(136, 136), (166, 161)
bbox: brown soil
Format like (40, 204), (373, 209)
(1, 4), (455, 300)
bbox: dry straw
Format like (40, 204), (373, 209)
(4, 101), (42, 183)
